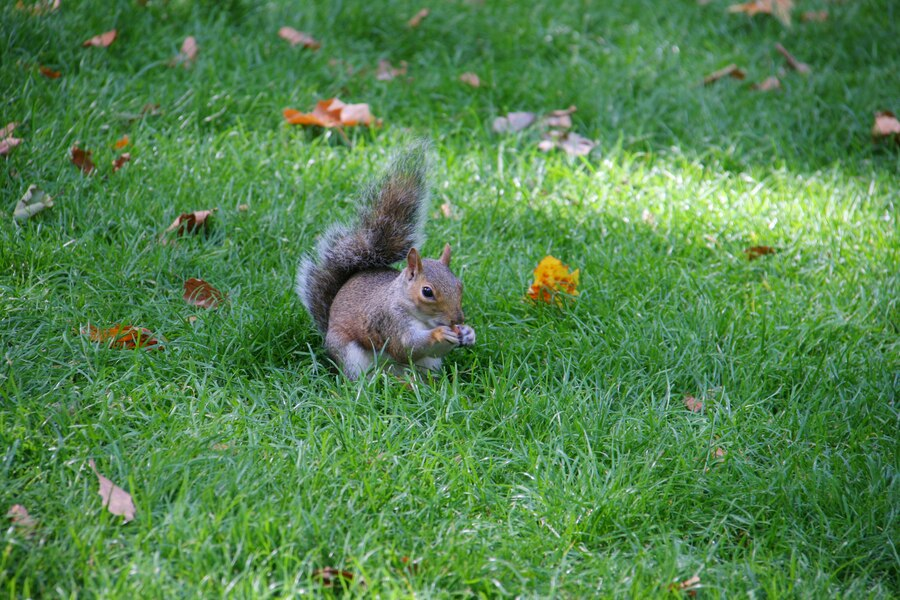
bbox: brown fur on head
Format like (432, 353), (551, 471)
(403, 245), (465, 326)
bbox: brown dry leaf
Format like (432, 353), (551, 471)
(82, 324), (163, 350)
(88, 459), (136, 522)
(7, 504), (37, 531)
(492, 111), (537, 133)
(1, 122), (17, 139)
(714, 447), (726, 459)
(112, 153), (131, 172)
(284, 98), (378, 128)
(751, 76), (781, 91)
(14, 184), (54, 221)
(39, 66), (61, 79)
(703, 64), (746, 85)
(668, 575), (701, 596)
(801, 10), (828, 22)
(684, 395), (704, 413)
(278, 26), (320, 49)
(459, 72), (480, 87)
(775, 43), (810, 74)
(313, 568), (361, 589)
(70, 145), (96, 174)
(728, 0), (793, 25)
(82, 30), (117, 48)
(0, 133), (22, 156)
(376, 59), (408, 81)
(408, 8), (430, 27)
(183, 278), (225, 309)
(114, 135), (129, 150)
(872, 111), (900, 142)
(164, 210), (215, 236)
(15, 0), (59, 15)
(744, 245), (777, 260)
(543, 105), (577, 129)
(170, 36), (198, 68)
(539, 131), (596, 156)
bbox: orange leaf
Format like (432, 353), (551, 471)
(183, 278), (225, 309)
(703, 64), (746, 85)
(284, 98), (377, 128)
(744, 245), (776, 260)
(684, 395), (704, 413)
(114, 135), (130, 150)
(408, 8), (430, 27)
(459, 72), (480, 87)
(164, 210), (215, 236)
(871, 111), (900, 142)
(278, 27), (320, 49)
(39, 65), (61, 79)
(112, 152), (131, 172)
(82, 30), (117, 48)
(527, 256), (580, 304)
(82, 324), (162, 350)
(70, 145), (96, 174)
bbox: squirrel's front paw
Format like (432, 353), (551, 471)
(454, 324), (476, 347)
(431, 325), (460, 346)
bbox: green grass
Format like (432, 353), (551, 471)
(1, 0), (898, 597)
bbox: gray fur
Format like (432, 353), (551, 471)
(296, 143), (431, 334)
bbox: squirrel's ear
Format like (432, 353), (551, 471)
(406, 247), (423, 279)
(438, 243), (451, 267)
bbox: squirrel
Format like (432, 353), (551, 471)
(295, 144), (475, 379)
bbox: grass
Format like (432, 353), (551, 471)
(1, 0), (898, 597)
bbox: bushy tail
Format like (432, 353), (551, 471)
(296, 144), (430, 333)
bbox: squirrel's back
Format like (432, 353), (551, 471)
(295, 144), (430, 334)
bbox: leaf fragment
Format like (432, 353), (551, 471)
(284, 98), (378, 128)
(684, 395), (704, 413)
(527, 256), (580, 304)
(800, 10), (828, 22)
(751, 76), (781, 91)
(538, 130), (596, 156)
(82, 30), (117, 48)
(492, 111), (536, 133)
(459, 72), (480, 87)
(183, 278), (225, 309)
(112, 153), (131, 172)
(0, 137), (22, 156)
(39, 66), (61, 79)
(703, 63), (746, 85)
(872, 111), (900, 142)
(375, 59), (407, 81)
(70, 145), (96, 174)
(668, 575), (701, 596)
(82, 324), (163, 350)
(543, 105), (577, 129)
(0, 122), (17, 139)
(313, 568), (360, 588)
(164, 210), (215, 236)
(114, 135), (129, 150)
(88, 459), (136, 522)
(775, 43), (810, 74)
(169, 36), (198, 68)
(278, 27), (320, 49)
(7, 504), (37, 531)
(14, 0), (59, 15)
(407, 8), (430, 28)
(728, 0), (793, 25)
(13, 184), (54, 221)
(744, 245), (776, 260)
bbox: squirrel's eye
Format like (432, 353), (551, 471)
(421, 286), (434, 299)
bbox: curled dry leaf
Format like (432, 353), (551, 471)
(164, 210), (215, 236)
(871, 111), (900, 142)
(543, 105), (577, 129)
(684, 395), (704, 413)
(407, 8), (430, 28)
(775, 43), (810, 74)
(744, 245), (776, 260)
(703, 64), (746, 85)
(376, 59), (407, 81)
(112, 153), (131, 172)
(114, 135), (129, 150)
(88, 459), (136, 522)
(801, 10), (828, 22)
(1, 122), (22, 156)
(7, 504), (37, 531)
(278, 26), (320, 49)
(39, 66), (61, 79)
(492, 111), (536, 133)
(539, 131), (596, 156)
(459, 72), (481, 87)
(284, 98), (378, 128)
(14, 184), (54, 221)
(82, 30), (117, 48)
(170, 36), (198, 68)
(183, 278), (225, 309)
(70, 145), (96, 174)
(527, 256), (580, 305)
(668, 575), (701, 596)
(751, 76), (781, 92)
(313, 568), (361, 588)
(82, 324), (163, 350)
(728, 0), (793, 25)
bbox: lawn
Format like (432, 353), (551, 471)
(1, 0), (898, 597)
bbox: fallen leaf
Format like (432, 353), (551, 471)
(164, 210), (215, 236)
(775, 43), (810, 74)
(744, 245), (776, 260)
(0, 122), (17, 138)
(0, 137), (22, 157)
(408, 8), (430, 27)
(375, 59), (407, 81)
(284, 98), (378, 128)
(751, 76), (781, 91)
(440, 202), (453, 218)
(39, 66), (61, 79)
(112, 153), (131, 172)
(113, 135), (129, 150)
(714, 447), (726, 458)
(538, 131), (596, 156)
(70, 145), (96, 174)
(459, 72), (480, 87)
(543, 105), (577, 129)
(313, 568), (360, 588)
(703, 63), (746, 85)
(238, 203), (249, 212)
(82, 30), (117, 48)
(13, 184), (54, 221)
(14, 0), (59, 15)
(872, 111), (900, 142)
(800, 10), (828, 22)
(170, 36), (198, 68)
(527, 256), (580, 304)
(278, 26), (320, 49)
(492, 111), (537, 133)
(7, 504), (37, 530)
(88, 459), (136, 522)
(728, 0), (793, 25)
(684, 395), (703, 412)
(82, 324), (163, 350)
(183, 278), (225, 309)
(668, 575), (701, 596)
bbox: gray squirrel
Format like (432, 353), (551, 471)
(296, 144), (475, 379)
